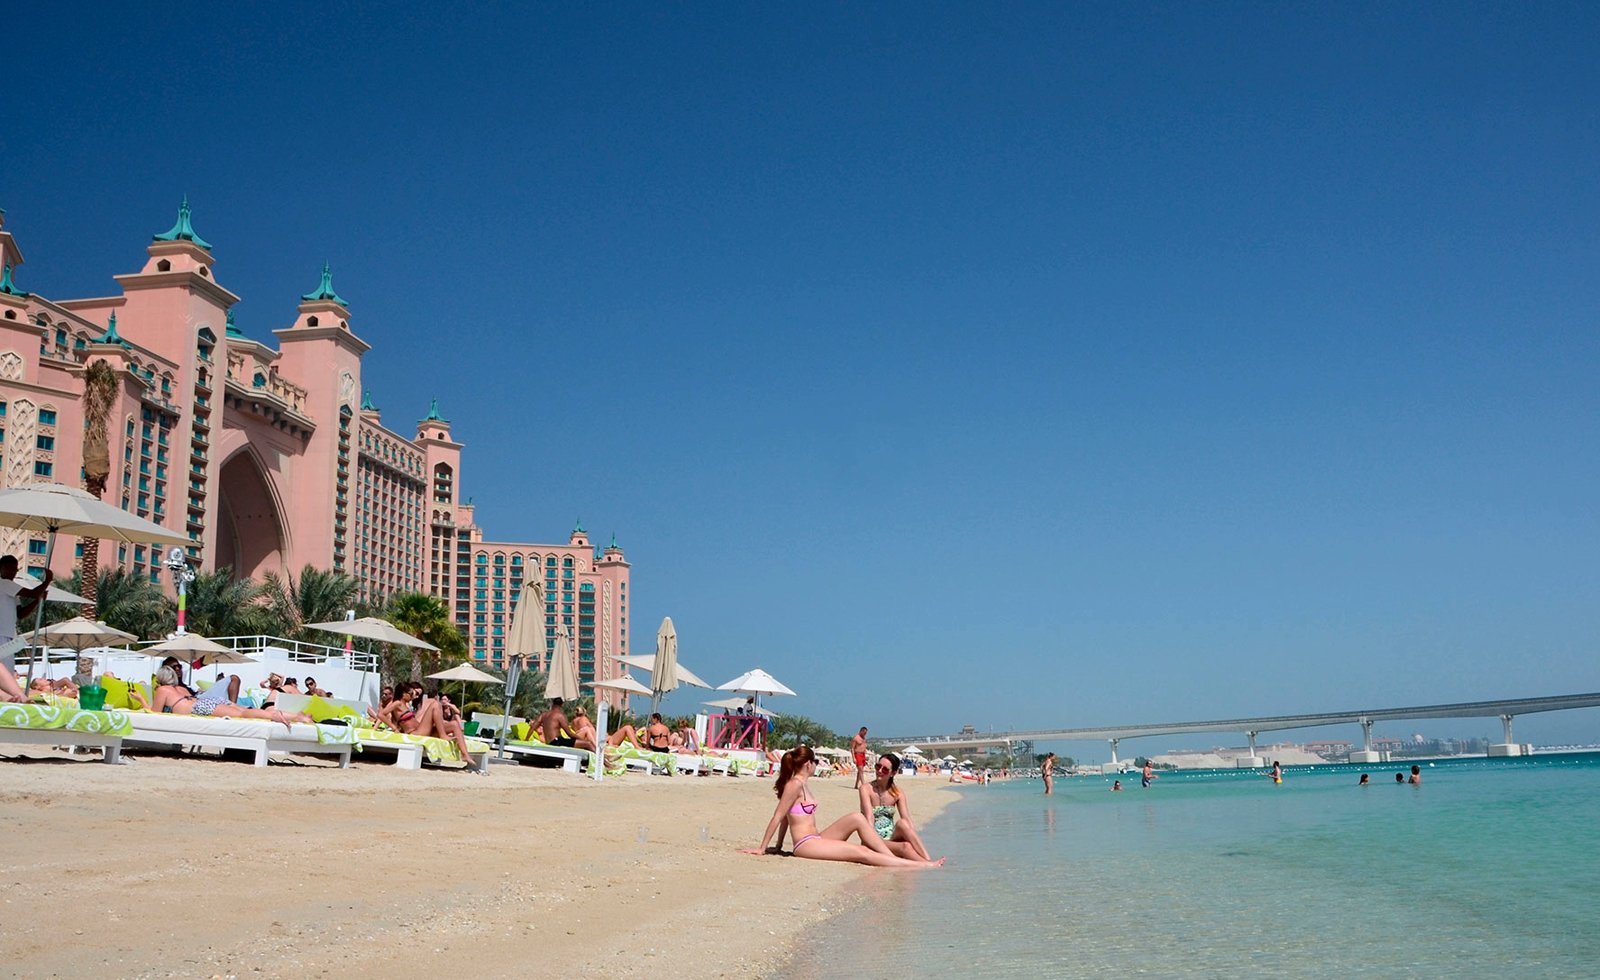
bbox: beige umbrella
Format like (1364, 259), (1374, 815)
(614, 653), (712, 689)
(303, 616), (439, 650)
(22, 617), (137, 650)
(588, 673), (652, 696)
(140, 633), (257, 665)
(648, 616), (679, 711)
(505, 580), (547, 669)
(544, 630), (580, 702)
(10, 572), (92, 605)
(428, 661), (505, 716)
(0, 481), (188, 686)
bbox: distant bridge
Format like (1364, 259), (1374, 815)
(878, 691), (1600, 766)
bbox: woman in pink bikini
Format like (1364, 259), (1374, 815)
(743, 745), (943, 868)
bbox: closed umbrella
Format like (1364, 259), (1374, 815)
(648, 616), (678, 712)
(505, 580), (547, 669)
(544, 630), (580, 702)
(0, 481), (188, 687)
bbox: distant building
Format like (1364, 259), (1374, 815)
(0, 203), (630, 682)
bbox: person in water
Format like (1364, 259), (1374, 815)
(744, 745), (942, 868)
(1358, 773), (1370, 786)
(1267, 760), (1283, 784)
(858, 752), (934, 861)
(1040, 752), (1056, 796)
(1142, 760), (1158, 788)
(1112, 780), (1123, 791)
(1409, 764), (1422, 785)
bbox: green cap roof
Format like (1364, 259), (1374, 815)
(301, 262), (347, 305)
(0, 263), (24, 297)
(361, 389), (377, 411)
(574, 519), (586, 534)
(96, 313), (129, 347)
(224, 309), (244, 338)
(422, 397), (448, 424)
(152, 196), (213, 250)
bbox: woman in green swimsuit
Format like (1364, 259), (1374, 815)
(858, 752), (933, 862)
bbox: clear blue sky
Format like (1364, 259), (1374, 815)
(10, 4), (1599, 753)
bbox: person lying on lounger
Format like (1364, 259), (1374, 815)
(742, 745), (943, 868)
(28, 676), (79, 698)
(0, 660), (27, 702)
(133, 665), (310, 731)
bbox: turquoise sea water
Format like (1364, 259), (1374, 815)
(778, 753), (1600, 978)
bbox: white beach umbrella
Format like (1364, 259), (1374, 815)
(717, 667), (796, 716)
(22, 617), (137, 651)
(544, 630), (581, 702)
(505, 580), (547, 669)
(303, 616), (439, 651)
(587, 673), (652, 696)
(428, 661), (505, 715)
(140, 633), (257, 666)
(0, 481), (187, 685)
(9, 572), (92, 605)
(614, 653), (712, 689)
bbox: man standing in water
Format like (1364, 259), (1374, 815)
(1141, 759), (1158, 789)
(851, 726), (869, 788)
(1041, 752), (1056, 795)
(1409, 765), (1422, 785)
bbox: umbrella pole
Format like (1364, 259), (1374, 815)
(21, 529), (58, 692)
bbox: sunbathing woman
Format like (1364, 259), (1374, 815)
(859, 752), (934, 861)
(389, 681), (480, 765)
(0, 661), (28, 702)
(743, 745), (943, 868)
(138, 665), (310, 731)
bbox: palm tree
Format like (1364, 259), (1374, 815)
(182, 568), (270, 638)
(48, 568), (173, 638)
(767, 713), (839, 750)
(77, 359), (120, 616)
(259, 565), (361, 640)
(385, 591), (466, 683)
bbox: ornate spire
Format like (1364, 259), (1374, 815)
(224, 309), (244, 338)
(574, 518), (586, 534)
(361, 389), (377, 411)
(422, 397), (447, 423)
(152, 196), (213, 250)
(0, 263), (24, 297)
(96, 313), (129, 347)
(609, 532), (619, 550)
(301, 262), (347, 305)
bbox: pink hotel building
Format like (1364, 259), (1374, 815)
(0, 202), (630, 683)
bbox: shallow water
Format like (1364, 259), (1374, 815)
(779, 754), (1600, 978)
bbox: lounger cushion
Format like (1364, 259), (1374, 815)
(128, 713), (359, 745)
(356, 727), (489, 764)
(0, 700), (133, 737)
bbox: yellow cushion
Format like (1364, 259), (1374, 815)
(100, 676), (132, 710)
(303, 695), (361, 724)
(512, 722), (531, 742)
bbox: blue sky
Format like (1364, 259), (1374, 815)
(10, 4), (1599, 753)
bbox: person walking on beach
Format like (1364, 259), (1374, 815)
(1041, 752), (1056, 795)
(851, 726), (869, 788)
(1141, 760), (1157, 788)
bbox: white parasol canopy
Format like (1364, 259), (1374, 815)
(10, 572), (92, 605)
(588, 673), (652, 696)
(613, 653), (712, 689)
(717, 667), (796, 698)
(428, 662), (505, 685)
(139, 633), (257, 665)
(22, 617), (137, 651)
(303, 616), (439, 650)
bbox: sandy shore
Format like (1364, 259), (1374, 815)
(1, 747), (958, 978)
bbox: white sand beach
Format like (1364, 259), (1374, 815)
(2, 749), (957, 978)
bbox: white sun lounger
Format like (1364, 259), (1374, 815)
(499, 740), (594, 773)
(126, 714), (354, 768)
